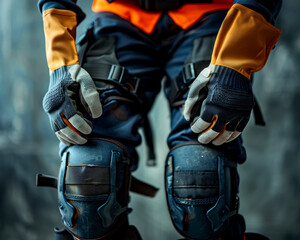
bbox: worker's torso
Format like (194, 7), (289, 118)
(92, 0), (233, 33)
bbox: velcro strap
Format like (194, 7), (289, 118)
(65, 165), (110, 185)
(173, 170), (219, 198)
(42, 165), (159, 197)
(64, 165), (110, 196)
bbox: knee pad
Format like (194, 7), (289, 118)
(58, 139), (131, 240)
(165, 143), (239, 240)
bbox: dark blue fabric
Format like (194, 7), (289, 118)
(233, 0), (282, 25)
(222, 214), (246, 240)
(61, 11), (247, 164)
(37, 0), (86, 24)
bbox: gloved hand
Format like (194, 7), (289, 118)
(43, 64), (102, 145)
(183, 64), (254, 146)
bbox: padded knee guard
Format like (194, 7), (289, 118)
(165, 143), (239, 240)
(58, 139), (131, 240)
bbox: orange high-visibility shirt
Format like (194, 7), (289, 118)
(92, 0), (233, 34)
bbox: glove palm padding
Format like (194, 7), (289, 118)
(183, 65), (254, 145)
(43, 64), (102, 145)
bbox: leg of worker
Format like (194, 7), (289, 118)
(56, 12), (165, 240)
(164, 11), (246, 240)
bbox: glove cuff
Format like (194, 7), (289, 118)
(49, 66), (71, 87)
(212, 65), (252, 91)
(211, 4), (281, 79)
(42, 8), (79, 74)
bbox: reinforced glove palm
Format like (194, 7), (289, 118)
(183, 64), (254, 145)
(43, 64), (102, 145)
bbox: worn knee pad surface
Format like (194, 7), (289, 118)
(165, 143), (239, 240)
(58, 139), (131, 240)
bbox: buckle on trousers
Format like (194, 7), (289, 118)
(108, 64), (140, 93)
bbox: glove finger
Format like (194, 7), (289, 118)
(60, 127), (88, 145)
(211, 119), (229, 133)
(70, 66), (102, 118)
(191, 117), (211, 133)
(79, 86), (102, 118)
(198, 129), (219, 144)
(183, 66), (213, 121)
(191, 109), (218, 133)
(212, 130), (234, 146)
(226, 131), (241, 143)
(225, 120), (239, 132)
(224, 117), (248, 144)
(55, 131), (77, 146)
(183, 91), (203, 121)
(68, 114), (92, 135)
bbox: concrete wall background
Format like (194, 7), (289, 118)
(0, 0), (299, 239)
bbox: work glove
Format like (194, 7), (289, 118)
(183, 64), (254, 146)
(43, 64), (102, 145)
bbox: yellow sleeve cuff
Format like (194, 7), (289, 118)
(43, 8), (79, 73)
(211, 4), (282, 79)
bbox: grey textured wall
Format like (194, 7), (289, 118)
(0, 1), (299, 240)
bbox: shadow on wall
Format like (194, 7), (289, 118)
(239, 1), (300, 238)
(0, 0), (299, 240)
